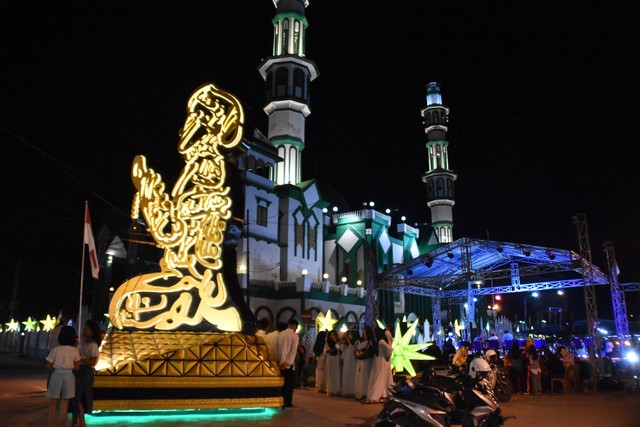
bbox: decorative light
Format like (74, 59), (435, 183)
(104, 313), (112, 329)
(488, 305), (492, 309)
(531, 291), (539, 298)
(369, 201), (375, 207)
(108, 84), (246, 332)
(6, 318), (20, 332)
(495, 295), (502, 301)
(385, 208), (391, 214)
(301, 269), (308, 277)
(356, 280), (362, 286)
(22, 317), (38, 332)
(322, 273), (329, 280)
(40, 315), (57, 332)
(332, 206), (338, 212)
(557, 290), (565, 296)
(322, 208), (328, 213)
(316, 310), (338, 332)
(239, 265), (247, 273)
(376, 318), (387, 330)
(341, 277), (347, 283)
(401, 216), (406, 222)
(340, 323), (348, 333)
(390, 319), (434, 377)
(472, 297), (477, 302)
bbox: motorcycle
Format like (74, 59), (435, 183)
(483, 351), (513, 403)
(374, 360), (514, 427)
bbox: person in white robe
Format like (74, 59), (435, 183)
(325, 330), (342, 396)
(354, 325), (375, 401)
(340, 330), (357, 397)
(313, 331), (328, 393)
(364, 327), (393, 403)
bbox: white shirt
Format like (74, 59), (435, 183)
(79, 340), (100, 366)
(46, 345), (81, 369)
(264, 330), (279, 361)
(276, 328), (299, 369)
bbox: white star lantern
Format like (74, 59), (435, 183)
(40, 315), (57, 332)
(316, 310), (338, 332)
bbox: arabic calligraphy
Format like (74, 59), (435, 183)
(109, 83), (245, 332)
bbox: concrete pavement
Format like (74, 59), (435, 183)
(1, 352), (640, 426)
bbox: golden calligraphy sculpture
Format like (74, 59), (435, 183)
(109, 83), (247, 332)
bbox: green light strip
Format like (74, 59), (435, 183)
(86, 408), (277, 425)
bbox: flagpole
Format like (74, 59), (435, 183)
(78, 200), (87, 335)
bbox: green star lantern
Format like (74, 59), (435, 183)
(391, 318), (434, 377)
(22, 317), (38, 332)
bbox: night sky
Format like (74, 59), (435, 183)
(1, 1), (638, 323)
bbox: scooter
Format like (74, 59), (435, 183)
(374, 361), (514, 427)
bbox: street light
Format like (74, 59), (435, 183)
(524, 291), (539, 330)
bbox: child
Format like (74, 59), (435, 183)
(45, 325), (80, 427)
(301, 355), (317, 388)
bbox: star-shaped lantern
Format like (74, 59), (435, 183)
(316, 310), (338, 332)
(40, 314), (57, 332)
(391, 318), (434, 377)
(6, 318), (20, 332)
(22, 317), (38, 332)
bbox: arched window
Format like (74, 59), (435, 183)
(433, 110), (439, 124)
(428, 181), (434, 199)
(436, 178), (444, 198)
(276, 67), (288, 97)
(265, 72), (273, 99)
(446, 179), (453, 198)
(293, 69), (304, 99)
(282, 19), (289, 54)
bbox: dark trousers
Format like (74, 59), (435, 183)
(281, 367), (296, 407)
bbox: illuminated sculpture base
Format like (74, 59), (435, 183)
(93, 331), (283, 410)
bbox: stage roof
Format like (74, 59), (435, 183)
(381, 237), (610, 297)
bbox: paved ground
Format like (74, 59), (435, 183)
(2, 352), (639, 426)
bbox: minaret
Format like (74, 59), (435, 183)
(421, 82), (457, 244)
(258, 0), (319, 186)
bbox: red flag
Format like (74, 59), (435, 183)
(84, 203), (100, 280)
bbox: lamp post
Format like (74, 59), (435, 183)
(524, 291), (539, 331)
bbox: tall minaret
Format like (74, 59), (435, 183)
(258, 0), (319, 186)
(421, 82), (457, 244)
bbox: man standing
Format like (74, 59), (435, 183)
(276, 319), (300, 410)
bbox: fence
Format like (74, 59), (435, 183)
(0, 330), (50, 359)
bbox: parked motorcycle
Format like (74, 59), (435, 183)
(484, 350), (513, 402)
(373, 359), (514, 427)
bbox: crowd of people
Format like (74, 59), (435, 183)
(445, 330), (597, 395)
(45, 318), (102, 427)
(256, 318), (397, 408)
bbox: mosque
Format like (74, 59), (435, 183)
(99, 0), (628, 353)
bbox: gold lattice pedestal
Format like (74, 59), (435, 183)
(93, 331), (283, 410)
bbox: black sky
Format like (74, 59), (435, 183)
(1, 1), (638, 321)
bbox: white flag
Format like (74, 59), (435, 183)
(84, 203), (100, 280)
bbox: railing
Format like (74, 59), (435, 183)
(249, 279), (276, 289)
(278, 281), (296, 290)
(0, 330), (50, 359)
(248, 279), (367, 299)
